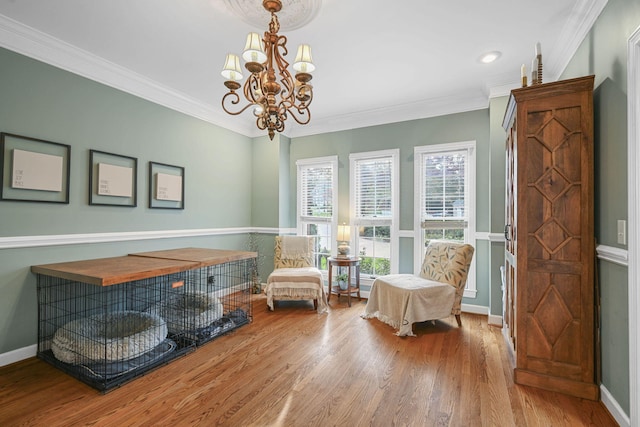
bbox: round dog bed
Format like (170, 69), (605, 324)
(153, 291), (224, 334)
(51, 311), (167, 365)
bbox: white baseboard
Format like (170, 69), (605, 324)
(601, 384), (630, 427)
(0, 344), (37, 367)
(488, 314), (503, 327)
(461, 303), (489, 315)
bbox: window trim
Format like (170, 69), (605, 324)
(296, 155), (339, 264)
(414, 141), (476, 298)
(349, 149), (400, 281)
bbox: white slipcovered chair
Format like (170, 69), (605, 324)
(362, 240), (474, 336)
(266, 236), (328, 313)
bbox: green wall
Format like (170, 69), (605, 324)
(559, 0), (640, 415)
(251, 134), (280, 228)
(489, 96), (508, 317)
(0, 47), (253, 354)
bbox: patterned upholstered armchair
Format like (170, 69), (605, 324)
(266, 236), (328, 313)
(362, 240), (474, 336)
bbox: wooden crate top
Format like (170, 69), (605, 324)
(31, 256), (199, 286)
(129, 247), (257, 267)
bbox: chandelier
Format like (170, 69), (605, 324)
(220, 0), (315, 140)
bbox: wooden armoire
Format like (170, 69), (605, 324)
(502, 75), (598, 400)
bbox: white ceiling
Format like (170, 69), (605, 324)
(0, 0), (607, 139)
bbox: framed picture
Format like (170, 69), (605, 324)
(149, 161), (184, 209)
(89, 150), (137, 207)
(0, 132), (71, 204)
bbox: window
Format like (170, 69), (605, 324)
(414, 141), (476, 297)
(297, 156), (338, 271)
(350, 149), (399, 279)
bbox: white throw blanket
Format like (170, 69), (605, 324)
(266, 267), (328, 313)
(361, 274), (455, 336)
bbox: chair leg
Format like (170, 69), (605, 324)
(455, 314), (462, 327)
(313, 299), (318, 311)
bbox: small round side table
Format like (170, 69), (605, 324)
(327, 256), (361, 307)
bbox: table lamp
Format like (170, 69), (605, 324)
(337, 224), (351, 257)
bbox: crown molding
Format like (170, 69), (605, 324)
(489, 82), (520, 99)
(286, 92), (489, 138)
(0, 13), (256, 137)
(488, 0), (608, 100)
(0, 1), (608, 139)
(546, 0), (609, 80)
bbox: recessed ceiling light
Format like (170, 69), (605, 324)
(479, 51), (502, 64)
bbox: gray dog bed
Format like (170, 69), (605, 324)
(51, 310), (167, 365)
(150, 291), (224, 335)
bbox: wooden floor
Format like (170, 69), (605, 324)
(0, 293), (617, 427)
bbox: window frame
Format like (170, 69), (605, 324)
(296, 155), (338, 272)
(349, 149), (400, 283)
(414, 141), (476, 298)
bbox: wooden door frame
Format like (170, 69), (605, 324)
(627, 24), (640, 427)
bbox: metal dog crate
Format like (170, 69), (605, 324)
(33, 256), (199, 392)
(129, 248), (255, 346)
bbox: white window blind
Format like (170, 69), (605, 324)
(300, 164), (333, 221)
(420, 149), (468, 229)
(354, 157), (393, 222)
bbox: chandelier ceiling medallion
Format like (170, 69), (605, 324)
(220, 0), (316, 140)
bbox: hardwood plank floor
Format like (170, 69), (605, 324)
(0, 293), (617, 426)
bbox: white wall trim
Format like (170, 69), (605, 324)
(488, 233), (506, 243)
(475, 232), (506, 242)
(398, 230), (414, 239)
(463, 289), (477, 299)
(0, 344), (37, 367)
(487, 0), (609, 100)
(601, 384), (631, 427)
(0, 2), (609, 141)
(596, 244), (629, 267)
(289, 93), (489, 139)
(461, 303), (488, 316)
(401, 231), (503, 241)
(0, 12), (488, 140)
(0, 227), (288, 250)
(628, 23), (640, 427)
(546, 0), (609, 82)
(0, 13), (256, 138)
(488, 314), (503, 327)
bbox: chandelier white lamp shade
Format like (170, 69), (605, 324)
(220, 0), (315, 140)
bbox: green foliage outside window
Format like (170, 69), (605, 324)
(360, 226), (390, 238)
(424, 229), (464, 247)
(359, 257), (391, 276)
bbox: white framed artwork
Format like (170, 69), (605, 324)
(149, 161), (184, 209)
(1, 133), (70, 204)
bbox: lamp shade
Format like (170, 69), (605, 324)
(337, 224), (350, 242)
(221, 54), (243, 81)
(293, 44), (315, 73)
(242, 32), (267, 63)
